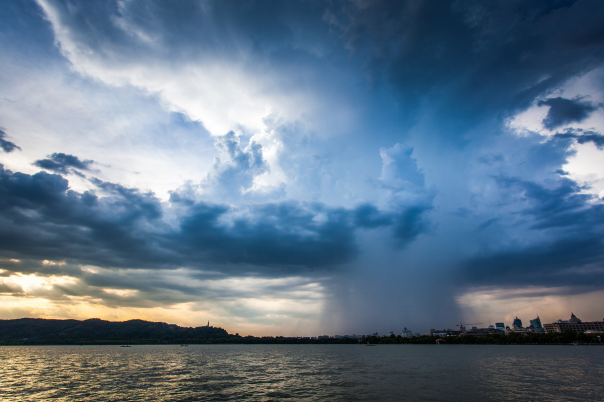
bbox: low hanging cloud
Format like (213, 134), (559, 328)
(463, 236), (604, 289)
(462, 174), (604, 288)
(0, 128), (20, 153)
(33, 153), (94, 174)
(0, 146), (434, 276)
(538, 97), (600, 130)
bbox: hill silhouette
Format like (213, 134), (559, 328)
(0, 318), (363, 345)
(0, 318), (231, 345)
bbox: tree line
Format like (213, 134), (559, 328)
(1, 318), (601, 345)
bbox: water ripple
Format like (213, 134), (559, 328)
(0, 345), (602, 401)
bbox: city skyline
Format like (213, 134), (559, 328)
(1, 0), (604, 336)
(3, 310), (601, 340)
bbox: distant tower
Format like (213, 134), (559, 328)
(529, 316), (542, 329)
(569, 313), (581, 324)
(207, 320), (210, 327)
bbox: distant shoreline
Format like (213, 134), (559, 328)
(2, 342), (603, 346)
(1, 318), (601, 346)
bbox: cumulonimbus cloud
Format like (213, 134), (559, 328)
(3, 0), (604, 331)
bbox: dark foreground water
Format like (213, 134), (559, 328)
(1, 344), (603, 401)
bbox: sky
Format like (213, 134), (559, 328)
(1, 0), (604, 336)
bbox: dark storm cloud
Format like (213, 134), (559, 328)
(33, 153), (93, 174)
(392, 205), (433, 243)
(494, 175), (603, 230)
(173, 194), (432, 267)
(89, 178), (163, 221)
(353, 202), (433, 244)
(175, 202), (356, 268)
(538, 97), (600, 130)
(553, 128), (604, 149)
(38, 0), (332, 66)
(0, 165), (167, 269)
(463, 236), (604, 288)
(326, 0), (604, 136)
(462, 174), (604, 287)
(353, 204), (393, 229)
(0, 164), (432, 275)
(0, 128), (20, 153)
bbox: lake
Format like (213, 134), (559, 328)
(1, 344), (602, 401)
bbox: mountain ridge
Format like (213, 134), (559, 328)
(0, 317), (231, 345)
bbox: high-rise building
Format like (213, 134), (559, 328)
(506, 315), (545, 334)
(495, 323), (505, 330)
(529, 316), (542, 329)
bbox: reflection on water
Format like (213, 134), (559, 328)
(1, 344), (602, 401)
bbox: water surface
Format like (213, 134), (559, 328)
(1, 344), (602, 401)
